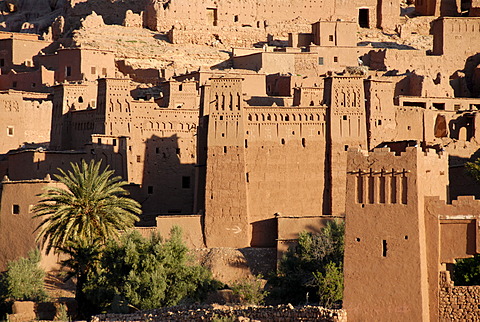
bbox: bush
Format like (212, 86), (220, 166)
(453, 254), (480, 286)
(231, 275), (268, 305)
(84, 227), (221, 312)
(272, 220), (344, 306)
(0, 249), (48, 302)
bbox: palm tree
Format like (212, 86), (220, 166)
(32, 159), (141, 316)
(33, 159), (141, 253)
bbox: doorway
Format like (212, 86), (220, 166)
(207, 8), (218, 26)
(359, 8), (369, 28)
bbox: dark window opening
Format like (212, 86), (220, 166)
(405, 235), (409, 240)
(234, 15), (239, 22)
(12, 204), (20, 215)
(281, 138), (285, 145)
(378, 119), (382, 125)
(344, 145), (349, 151)
(359, 8), (370, 28)
(7, 127), (13, 136)
(207, 8), (218, 26)
(433, 103), (445, 110)
(382, 240), (387, 257)
(179, 84), (183, 91)
(318, 57), (324, 65)
(224, 146), (227, 153)
(78, 96), (84, 103)
(91, 66), (96, 74)
(329, 35), (334, 41)
(302, 138), (306, 147)
(12, 81), (17, 88)
(156, 147), (160, 154)
(136, 155), (141, 162)
(0, 58), (5, 67)
(454, 104), (461, 111)
(245, 139), (248, 148)
(66, 66), (72, 77)
(147, 186), (153, 194)
(246, 172), (249, 183)
(356, 238), (361, 242)
(182, 176), (191, 189)
(31, 82), (36, 88)
(176, 148), (180, 155)
(343, 115), (348, 120)
(113, 139), (117, 146)
(403, 101), (426, 108)
(334, 56), (338, 62)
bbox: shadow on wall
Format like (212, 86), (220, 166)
(138, 134), (196, 216)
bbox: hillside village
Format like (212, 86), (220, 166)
(0, 0), (480, 320)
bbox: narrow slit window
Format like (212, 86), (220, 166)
(382, 240), (387, 257)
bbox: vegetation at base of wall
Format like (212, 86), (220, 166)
(269, 220), (344, 308)
(0, 249), (48, 302)
(453, 254), (480, 286)
(230, 275), (268, 305)
(32, 159), (142, 317)
(83, 228), (223, 313)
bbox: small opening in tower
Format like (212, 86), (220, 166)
(405, 235), (409, 240)
(302, 138), (306, 147)
(234, 15), (238, 22)
(382, 240), (387, 257)
(356, 238), (361, 242)
(224, 146), (227, 154)
(281, 138), (285, 145)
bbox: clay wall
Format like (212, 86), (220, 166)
(0, 179), (62, 271)
(55, 48), (115, 83)
(146, 0), (392, 32)
(6, 150), (89, 181)
(0, 91), (52, 154)
(364, 79), (397, 148)
(244, 106), (329, 245)
(325, 76), (368, 215)
(157, 81), (198, 109)
(174, 70), (267, 97)
(311, 21), (357, 47)
(201, 78), (250, 248)
(233, 49), (359, 77)
(344, 147), (448, 321)
(154, 214), (204, 248)
(0, 67), (55, 92)
(0, 36), (49, 72)
(432, 17), (480, 58)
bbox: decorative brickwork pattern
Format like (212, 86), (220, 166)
(439, 271), (480, 321)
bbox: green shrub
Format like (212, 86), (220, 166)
(453, 254), (480, 286)
(231, 275), (268, 305)
(84, 227), (221, 312)
(0, 249), (48, 302)
(272, 220), (344, 306)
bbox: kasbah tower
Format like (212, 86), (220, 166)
(0, 0), (480, 320)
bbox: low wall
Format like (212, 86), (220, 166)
(92, 304), (347, 322)
(439, 271), (480, 321)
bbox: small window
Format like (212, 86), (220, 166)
(156, 147), (160, 154)
(112, 139), (117, 146)
(378, 120), (382, 125)
(176, 148), (180, 155)
(98, 138), (102, 144)
(329, 35), (334, 41)
(334, 56), (338, 63)
(12, 204), (20, 215)
(7, 126), (13, 136)
(454, 104), (461, 111)
(102, 68), (107, 76)
(31, 82), (36, 88)
(136, 155), (141, 162)
(78, 96), (84, 103)
(179, 84), (183, 91)
(382, 240), (388, 257)
(344, 145), (349, 151)
(90, 100), (96, 108)
(12, 81), (17, 88)
(318, 57), (324, 65)
(91, 66), (96, 74)
(343, 115), (348, 120)
(182, 176), (191, 189)
(234, 15), (239, 22)
(66, 66), (72, 77)
(0, 58), (4, 67)
(147, 186), (153, 194)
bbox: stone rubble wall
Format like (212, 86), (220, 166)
(439, 271), (480, 321)
(92, 304), (347, 322)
